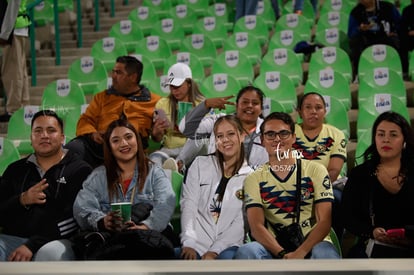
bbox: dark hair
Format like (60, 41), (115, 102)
(31, 109), (64, 132)
(260, 112), (295, 135)
(213, 115), (245, 201)
(103, 119), (149, 200)
(297, 92), (326, 111)
(236, 85), (265, 110)
(363, 111), (414, 177)
(116, 56), (143, 84)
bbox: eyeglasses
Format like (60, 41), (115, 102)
(263, 130), (291, 140)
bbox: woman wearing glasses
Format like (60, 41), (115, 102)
(234, 112), (339, 259)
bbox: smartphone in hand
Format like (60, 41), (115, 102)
(386, 228), (405, 238)
(154, 109), (170, 127)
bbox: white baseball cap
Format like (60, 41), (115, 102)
(167, 63), (192, 86)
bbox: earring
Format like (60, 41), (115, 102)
(404, 142), (406, 149)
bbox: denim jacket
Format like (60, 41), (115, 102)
(73, 164), (175, 232)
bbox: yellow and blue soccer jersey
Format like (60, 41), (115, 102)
(244, 160), (333, 238)
(293, 124), (347, 168)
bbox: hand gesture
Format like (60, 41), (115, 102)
(205, 95), (235, 110)
(8, 245), (33, 261)
(20, 179), (49, 207)
(201, 251), (218, 260)
(103, 211), (123, 232)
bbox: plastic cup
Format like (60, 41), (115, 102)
(110, 202), (131, 223)
(177, 102), (193, 123)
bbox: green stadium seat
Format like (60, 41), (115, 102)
(41, 79), (86, 120)
(67, 56), (108, 95)
(323, 95), (351, 140)
(142, 0), (173, 19)
(0, 137), (21, 176)
(7, 106), (40, 155)
(207, 3), (233, 32)
(128, 6), (160, 36)
(260, 47), (303, 87)
(316, 11), (349, 34)
(223, 32), (262, 66)
(211, 50), (254, 86)
(193, 16), (228, 49)
(275, 13), (312, 41)
(147, 75), (171, 97)
(253, 71), (297, 113)
(169, 4), (198, 35)
(313, 27), (350, 54)
(267, 29), (305, 61)
(180, 34), (217, 68)
(129, 54), (158, 87)
(233, 15), (270, 47)
(90, 37), (128, 72)
(257, 0), (277, 30)
(150, 17), (185, 51)
(108, 20), (144, 54)
(134, 35), (172, 71)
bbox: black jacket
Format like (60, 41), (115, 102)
(0, 150), (92, 253)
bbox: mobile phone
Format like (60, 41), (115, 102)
(154, 109), (170, 126)
(386, 228), (405, 238)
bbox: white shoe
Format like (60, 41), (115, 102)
(162, 158), (178, 171)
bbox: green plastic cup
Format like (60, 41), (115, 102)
(110, 202), (132, 223)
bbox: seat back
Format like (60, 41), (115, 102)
(128, 6), (160, 36)
(211, 50), (254, 86)
(354, 130), (372, 166)
(305, 67), (352, 110)
(108, 20), (144, 54)
(0, 137), (21, 176)
(200, 73), (241, 100)
(319, 0), (355, 16)
(207, 3), (233, 32)
(253, 71), (297, 113)
(134, 35), (172, 71)
(194, 16), (228, 49)
(275, 13), (312, 41)
(90, 37), (128, 72)
(358, 44), (402, 79)
(168, 4), (198, 35)
(180, 34), (217, 68)
(180, 0), (209, 17)
(282, 0), (316, 24)
(357, 94), (410, 139)
(316, 11), (349, 34)
(323, 95), (350, 140)
(260, 47), (303, 87)
(256, 0), (277, 30)
(150, 17), (185, 51)
(163, 52), (205, 84)
(142, 0), (172, 19)
(7, 105), (40, 155)
(358, 67), (407, 106)
(308, 46), (353, 83)
(64, 104), (88, 143)
(267, 29), (305, 61)
(233, 15), (270, 47)
(148, 75), (170, 97)
(313, 27), (350, 54)
(223, 31), (262, 66)
(32, 0), (53, 26)
(41, 79), (86, 120)
(67, 56), (108, 95)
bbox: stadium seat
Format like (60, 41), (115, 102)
(32, 0), (53, 26)
(267, 29), (305, 61)
(7, 105), (40, 155)
(256, 0), (277, 30)
(358, 67), (407, 107)
(206, 3), (233, 32)
(354, 130), (372, 166)
(305, 68), (352, 111)
(357, 94), (410, 139)
(128, 6), (160, 36)
(260, 47), (303, 87)
(64, 104), (88, 143)
(163, 52), (205, 84)
(211, 50), (254, 86)
(358, 44), (403, 80)
(108, 20), (144, 54)
(94, 77), (112, 95)
(0, 137), (20, 176)
(319, 0), (355, 16)
(253, 71), (297, 113)
(67, 56), (108, 95)
(180, 34), (218, 69)
(169, 4), (198, 35)
(223, 31), (262, 66)
(147, 75), (170, 97)
(90, 37), (128, 72)
(275, 13), (312, 41)
(134, 35), (172, 71)
(179, 0), (209, 18)
(41, 79), (86, 120)
(233, 15), (270, 47)
(200, 73), (242, 102)
(142, 0), (172, 19)
(313, 27), (350, 54)
(315, 11), (349, 34)
(308, 46), (353, 83)
(150, 17), (185, 51)
(323, 95), (351, 140)
(193, 16), (228, 49)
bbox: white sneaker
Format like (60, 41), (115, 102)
(162, 158), (178, 171)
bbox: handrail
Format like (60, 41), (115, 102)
(53, 0), (60, 66)
(76, 0), (82, 47)
(26, 0), (44, 86)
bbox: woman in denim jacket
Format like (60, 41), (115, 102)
(73, 119), (175, 233)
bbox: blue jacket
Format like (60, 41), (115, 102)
(73, 164), (175, 232)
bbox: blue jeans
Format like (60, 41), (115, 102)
(0, 234), (75, 261)
(235, 0), (259, 21)
(174, 246), (239, 260)
(234, 241), (340, 259)
(294, 0), (318, 13)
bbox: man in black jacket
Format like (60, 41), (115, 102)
(0, 110), (92, 261)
